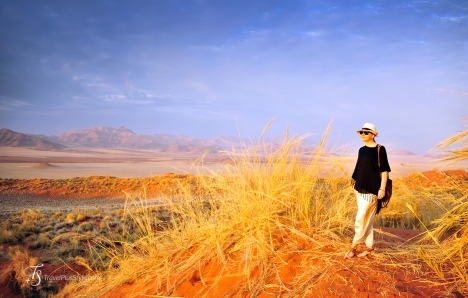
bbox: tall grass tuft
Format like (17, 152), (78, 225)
(56, 122), (360, 297)
(411, 199), (468, 290)
(433, 117), (468, 164)
(415, 123), (468, 292)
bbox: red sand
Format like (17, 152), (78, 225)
(99, 228), (448, 298)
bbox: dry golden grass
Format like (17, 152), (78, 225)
(433, 117), (468, 164)
(410, 122), (468, 292)
(49, 122), (468, 297)
(53, 123), (358, 297)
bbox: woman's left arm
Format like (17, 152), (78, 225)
(378, 171), (389, 199)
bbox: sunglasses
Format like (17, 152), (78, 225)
(359, 131), (372, 135)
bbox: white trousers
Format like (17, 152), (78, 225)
(352, 190), (378, 248)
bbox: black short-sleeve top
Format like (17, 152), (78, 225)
(352, 145), (391, 196)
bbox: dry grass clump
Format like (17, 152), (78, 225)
(28, 233), (52, 250)
(0, 246), (60, 297)
(413, 123), (468, 293)
(411, 199), (468, 293)
(0, 222), (25, 244)
(375, 173), (465, 231)
(433, 117), (468, 164)
(55, 124), (362, 297)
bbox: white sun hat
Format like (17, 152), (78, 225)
(356, 123), (378, 136)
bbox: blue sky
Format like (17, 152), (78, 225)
(0, 0), (467, 154)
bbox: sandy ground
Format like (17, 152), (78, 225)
(0, 147), (230, 178)
(1, 147), (467, 179)
(0, 161), (228, 179)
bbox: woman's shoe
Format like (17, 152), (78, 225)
(344, 247), (357, 259)
(357, 247), (374, 257)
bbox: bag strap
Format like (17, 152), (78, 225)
(377, 145), (389, 178)
(377, 145), (381, 168)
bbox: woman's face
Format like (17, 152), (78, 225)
(359, 131), (375, 142)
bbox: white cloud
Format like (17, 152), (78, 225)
(72, 96), (92, 102)
(432, 14), (467, 22)
(72, 76), (87, 81)
(101, 94), (153, 105)
(301, 31), (325, 37)
(440, 15), (467, 21)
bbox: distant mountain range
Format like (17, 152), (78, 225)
(0, 126), (418, 155)
(0, 128), (66, 150)
(43, 126), (167, 150)
(0, 126), (246, 153)
(388, 149), (416, 156)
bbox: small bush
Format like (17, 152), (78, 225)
(21, 209), (42, 220)
(28, 242), (43, 250)
(0, 227), (25, 244)
(66, 221), (76, 228)
(57, 240), (86, 259)
(0, 248), (8, 261)
(108, 221), (118, 228)
(8, 245), (26, 257)
(20, 220), (39, 235)
(55, 222), (67, 229)
(77, 213), (86, 222)
(56, 228), (67, 234)
(77, 222), (97, 233)
(0, 229), (13, 243)
(37, 233), (51, 247)
(41, 225), (54, 232)
(66, 212), (75, 222)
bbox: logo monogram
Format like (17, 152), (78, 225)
(24, 264), (44, 286)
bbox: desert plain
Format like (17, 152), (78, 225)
(0, 147), (231, 179)
(1, 146), (466, 179)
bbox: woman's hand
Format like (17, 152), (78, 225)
(378, 189), (385, 199)
(378, 171), (389, 199)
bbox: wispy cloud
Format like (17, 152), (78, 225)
(72, 76), (87, 81)
(101, 94), (153, 105)
(299, 31), (325, 37)
(0, 96), (28, 110)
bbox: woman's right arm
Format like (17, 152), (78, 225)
(378, 171), (388, 199)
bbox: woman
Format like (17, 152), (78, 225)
(344, 123), (391, 258)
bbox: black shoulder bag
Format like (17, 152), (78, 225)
(377, 145), (392, 214)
